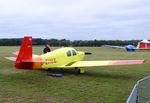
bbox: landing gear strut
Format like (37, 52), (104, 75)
(78, 67), (85, 74)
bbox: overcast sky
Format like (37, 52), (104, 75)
(0, 0), (150, 40)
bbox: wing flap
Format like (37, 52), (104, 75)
(63, 60), (144, 68)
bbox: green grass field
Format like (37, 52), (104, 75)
(0, 46), (150, 103)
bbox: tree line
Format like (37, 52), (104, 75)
(0, 38), (143, 46)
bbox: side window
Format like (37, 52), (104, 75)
(67, 50), (71, 57)
(72, 50), (77, 56)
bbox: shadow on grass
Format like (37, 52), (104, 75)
(42, 69), (134, 80)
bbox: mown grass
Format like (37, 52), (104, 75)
(0, 46), (150, 103)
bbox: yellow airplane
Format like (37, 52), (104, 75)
(5, 36), (144, 74)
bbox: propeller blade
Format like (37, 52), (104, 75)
(85, 52), (92, 55)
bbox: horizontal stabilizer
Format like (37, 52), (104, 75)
(21, 60), (44, 62)
(12, 51), (39, 57)
(12, 51), (19, 55)
(21, 60), (55, 63)
(5, 57), (16, 61)
(63, 60), (144, 68)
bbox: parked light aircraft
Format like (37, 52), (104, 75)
(102, 44), (150, 52)
(5, 36), (144, 73)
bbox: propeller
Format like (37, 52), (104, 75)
(85, 52), (92, 55)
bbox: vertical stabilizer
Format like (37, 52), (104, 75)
(15, 36), (33, 69)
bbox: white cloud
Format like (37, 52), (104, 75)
(0, 0), (149, 40)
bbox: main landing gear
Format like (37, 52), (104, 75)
(75, 67), (86, 74)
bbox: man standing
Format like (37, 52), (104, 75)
(43, 44), (51, 54)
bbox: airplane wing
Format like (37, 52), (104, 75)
(135, 48), (150, 50)
(62, 60), (144, 68)
(20, 59), (144, 67)
(101, 45), (125, 49)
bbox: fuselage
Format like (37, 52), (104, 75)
(32, 47), (85, 69)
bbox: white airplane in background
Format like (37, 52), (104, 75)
(102, 39), (150, 52)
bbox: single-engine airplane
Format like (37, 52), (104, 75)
(5, 36), (144, 73)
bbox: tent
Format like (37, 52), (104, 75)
(137, 39), (150, 49)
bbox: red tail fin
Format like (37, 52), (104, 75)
(15, 36), (33, 69)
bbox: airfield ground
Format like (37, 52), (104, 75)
(0, 46), (150, 103)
